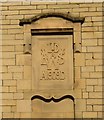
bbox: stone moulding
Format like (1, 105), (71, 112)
(31, 94), (75, 102)
(19, 12), (85, 26)
(31, 28), (73, 35)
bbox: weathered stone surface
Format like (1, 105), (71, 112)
(19, 12), (85, 26)
(1, 2), (103, 119)
(32, 35), (73, 90)
(17, 100), (31, 112)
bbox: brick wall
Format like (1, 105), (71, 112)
(1, 1), (103, 118)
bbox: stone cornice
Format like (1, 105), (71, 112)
(19, 12), (85, 26)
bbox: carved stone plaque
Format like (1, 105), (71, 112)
(32, 35), (73, 90)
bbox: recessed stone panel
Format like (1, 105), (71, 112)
(32, 35), (73, 90)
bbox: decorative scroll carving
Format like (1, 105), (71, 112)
(31, 95), (75, 102)
(40, 42), (65, 81)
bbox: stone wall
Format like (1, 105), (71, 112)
(1, 1), (103, 118)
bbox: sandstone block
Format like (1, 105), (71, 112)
(2, 106), (11, 112)
(2, 93), (13, 99)
(80, 11), (102, 17)
(9, 87), (17, 92)
(17, 80), (31, 90)
(2, 73), (12, 80)
(94, 86), (102, 92)
(73, 8), (88, 12)
(22, 1), (30, 5)
(2, 40), (23, 45)
(3, 59), (15, 65)
(2, 20), (10, 24)
(97, 7), (102, 11)
(14, 93), (23, 99)
(83, 112), (97, 118)
(81, 66), (94, 72)
(1, 66), (8, 72)
(20, 10), (41, 15)
(9, 5), (36, 10)
(94, 34), (102, 43)
(83, 92), (88, 98)
(93, 22), (102, 27)
(86, 79), (98, 85)
(37, 5), (47, 9)
(2, 11), (19, 15)
(6, 15), (23, 20)
(15, 45), (23, 52)
(94, 53), (102, 59)
(82, 39), (97, 46)
(81, 72), (90, 78)
(90, 72), (102, 78)
(79, 3), (102, 7)
(76, 79), (85, 89)
(2, 52), (15, 59)
(98, 112), (103, 118)
(31, 2), (56, 5)
(11, 106), (16, 112)
(16, 55), (24, 65)
(48, 4), (70, 9)
(2, 86), (9, 92)
(14, 113), (20, 118)
(2, 100), (16, 106)
(13, 73), (23, 80)
(92, 17), (102, 21)
(82, 27), (98, 32)
(93, 105), (102, 111)
(16, 54), (31, 65)
(20, 113), (31, 118)
(17, 100), (31, 112)
(82, 47), (87, 52)
(8, 66), (23, 72)
(89, 92), (102, 98)
(86, 60), (103, 66)
(75, 53), (85, 66)
(2, 46), (14, 52)
(75, 67), (80, 78)
(24, 66), (32, 79)
(3, 80), (16, 86)
(82, 32), (94, 39)
(75, 99), (86, 111)
(2, 2), (22, 6)
(89, 7), (96, 11)
(3, 113), (14, 118)
(0, 6), (8, 10)
(95, 66), (102, 72)
(87, 105), (93, 111)
(10, 20), (19, 24)
(8, 29), (23, 34)
(16, 34), (24, 40)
